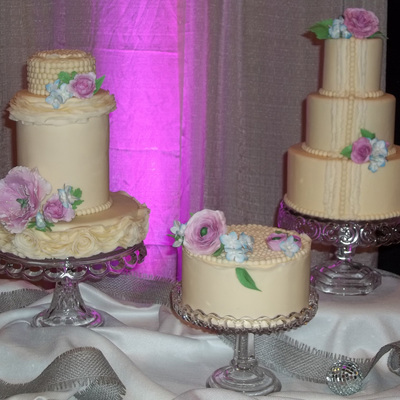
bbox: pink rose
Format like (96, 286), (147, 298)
(43, 194), (75, 223)
(351, 137), (372, 164)
(184, 209), (227, 255)
(0, 167), (51, 234)
(68, 72), (96, 99)
(266, 232), (302, 252)
(343, 8), (379, 39)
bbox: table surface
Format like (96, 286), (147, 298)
(0, 272), (400, 400)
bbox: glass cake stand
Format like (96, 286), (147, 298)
(277, 200), (400, 295)
(0, 242), (147, 327)
(171, 283), (318, 396)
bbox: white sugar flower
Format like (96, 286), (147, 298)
(170, 220), (187, 247)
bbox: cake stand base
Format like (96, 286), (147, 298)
(207, 365), (281, 396)
(32, 279), (103, 327)
(311, 260), (381, 296)
(207, 332), (281, 395)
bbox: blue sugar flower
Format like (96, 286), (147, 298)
(280, 235), (300, 258)
(329, 17), (351, 39)
(220, 232), (242, 250)
(45, 91), (64, 109)
(58, 185), (78, 208)
(225, 247), (248, 263)
(239, 232), (254, 252)
(45, 80), (73, 109)
(35, 211), (46, 230)
(368, 156), (386, 173)
(368, 139), (388, 172)
(370, 139), (388, 159)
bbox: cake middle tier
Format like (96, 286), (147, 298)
(285, 143), (400, 221)
(305, 93), (396, 155)
(16, 114), (111, 216)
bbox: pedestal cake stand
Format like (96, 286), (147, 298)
(171, 283), (318, 396)
(277, 200), (400, 295)
(0, 242), (147, 327)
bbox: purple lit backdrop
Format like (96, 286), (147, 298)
(90, 1), (184, 279)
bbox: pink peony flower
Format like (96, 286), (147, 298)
(68, 72), (96, 99)
(351, 137), (372, 164)
(184, 209), (227, 255)
(43, 194), (75, 223)
(343, 8), (379, 39)
(0, 167), (51, 234)
(266, 232), (302, 252)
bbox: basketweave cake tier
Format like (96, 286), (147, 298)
(285, 36), (400, 221)
(4, 49), (149, 259)
(181, 225), (312, 320)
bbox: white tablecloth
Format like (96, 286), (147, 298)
(1, 273), (400, 399)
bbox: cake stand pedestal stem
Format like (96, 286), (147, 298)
(33, 277), (102, 327)
(311, 241), (381, 296)
(207, 332), (281, 396)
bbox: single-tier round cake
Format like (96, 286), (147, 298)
(3, 49), (149, 259)
(181, 224), (312, 320)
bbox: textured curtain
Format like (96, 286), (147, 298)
(0, 0), (388, 279)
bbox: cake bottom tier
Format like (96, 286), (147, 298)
(0, 191), (149, 259)
(285, 143), (400, 220)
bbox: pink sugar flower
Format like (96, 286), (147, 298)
(351, 137), (372, 164)
(184, 209), (227, 255)
(68, 72), (96, 99)
(43, 194), (75, 223)
(0, 167), (51, 234)
(343, 8), (379, 39)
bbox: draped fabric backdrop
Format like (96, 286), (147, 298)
(0, 0), (388, 279)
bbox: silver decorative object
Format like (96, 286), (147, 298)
(277, 200), (400, 295)
(326, 360), (363, 396)
(0, 242), (147, 327)
(171, 283), (318, 396)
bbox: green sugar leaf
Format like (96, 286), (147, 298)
(71, 187), (82, 198)
(360, 128), (375, 140)
(235, 267), (261, 291)
(16, 198), (28, 209)
(94, 75), (105, 94)
(369, 31), (387, 39)
(58, 71), (73, 85)
(72, 199), (84, 210)
(340, 145), (352, 159)
(308, 19), (333, 40)
(212, 244), (224, 257)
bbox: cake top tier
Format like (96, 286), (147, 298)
(320, 38), (383, 98)
(27, 50), (96, 95)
